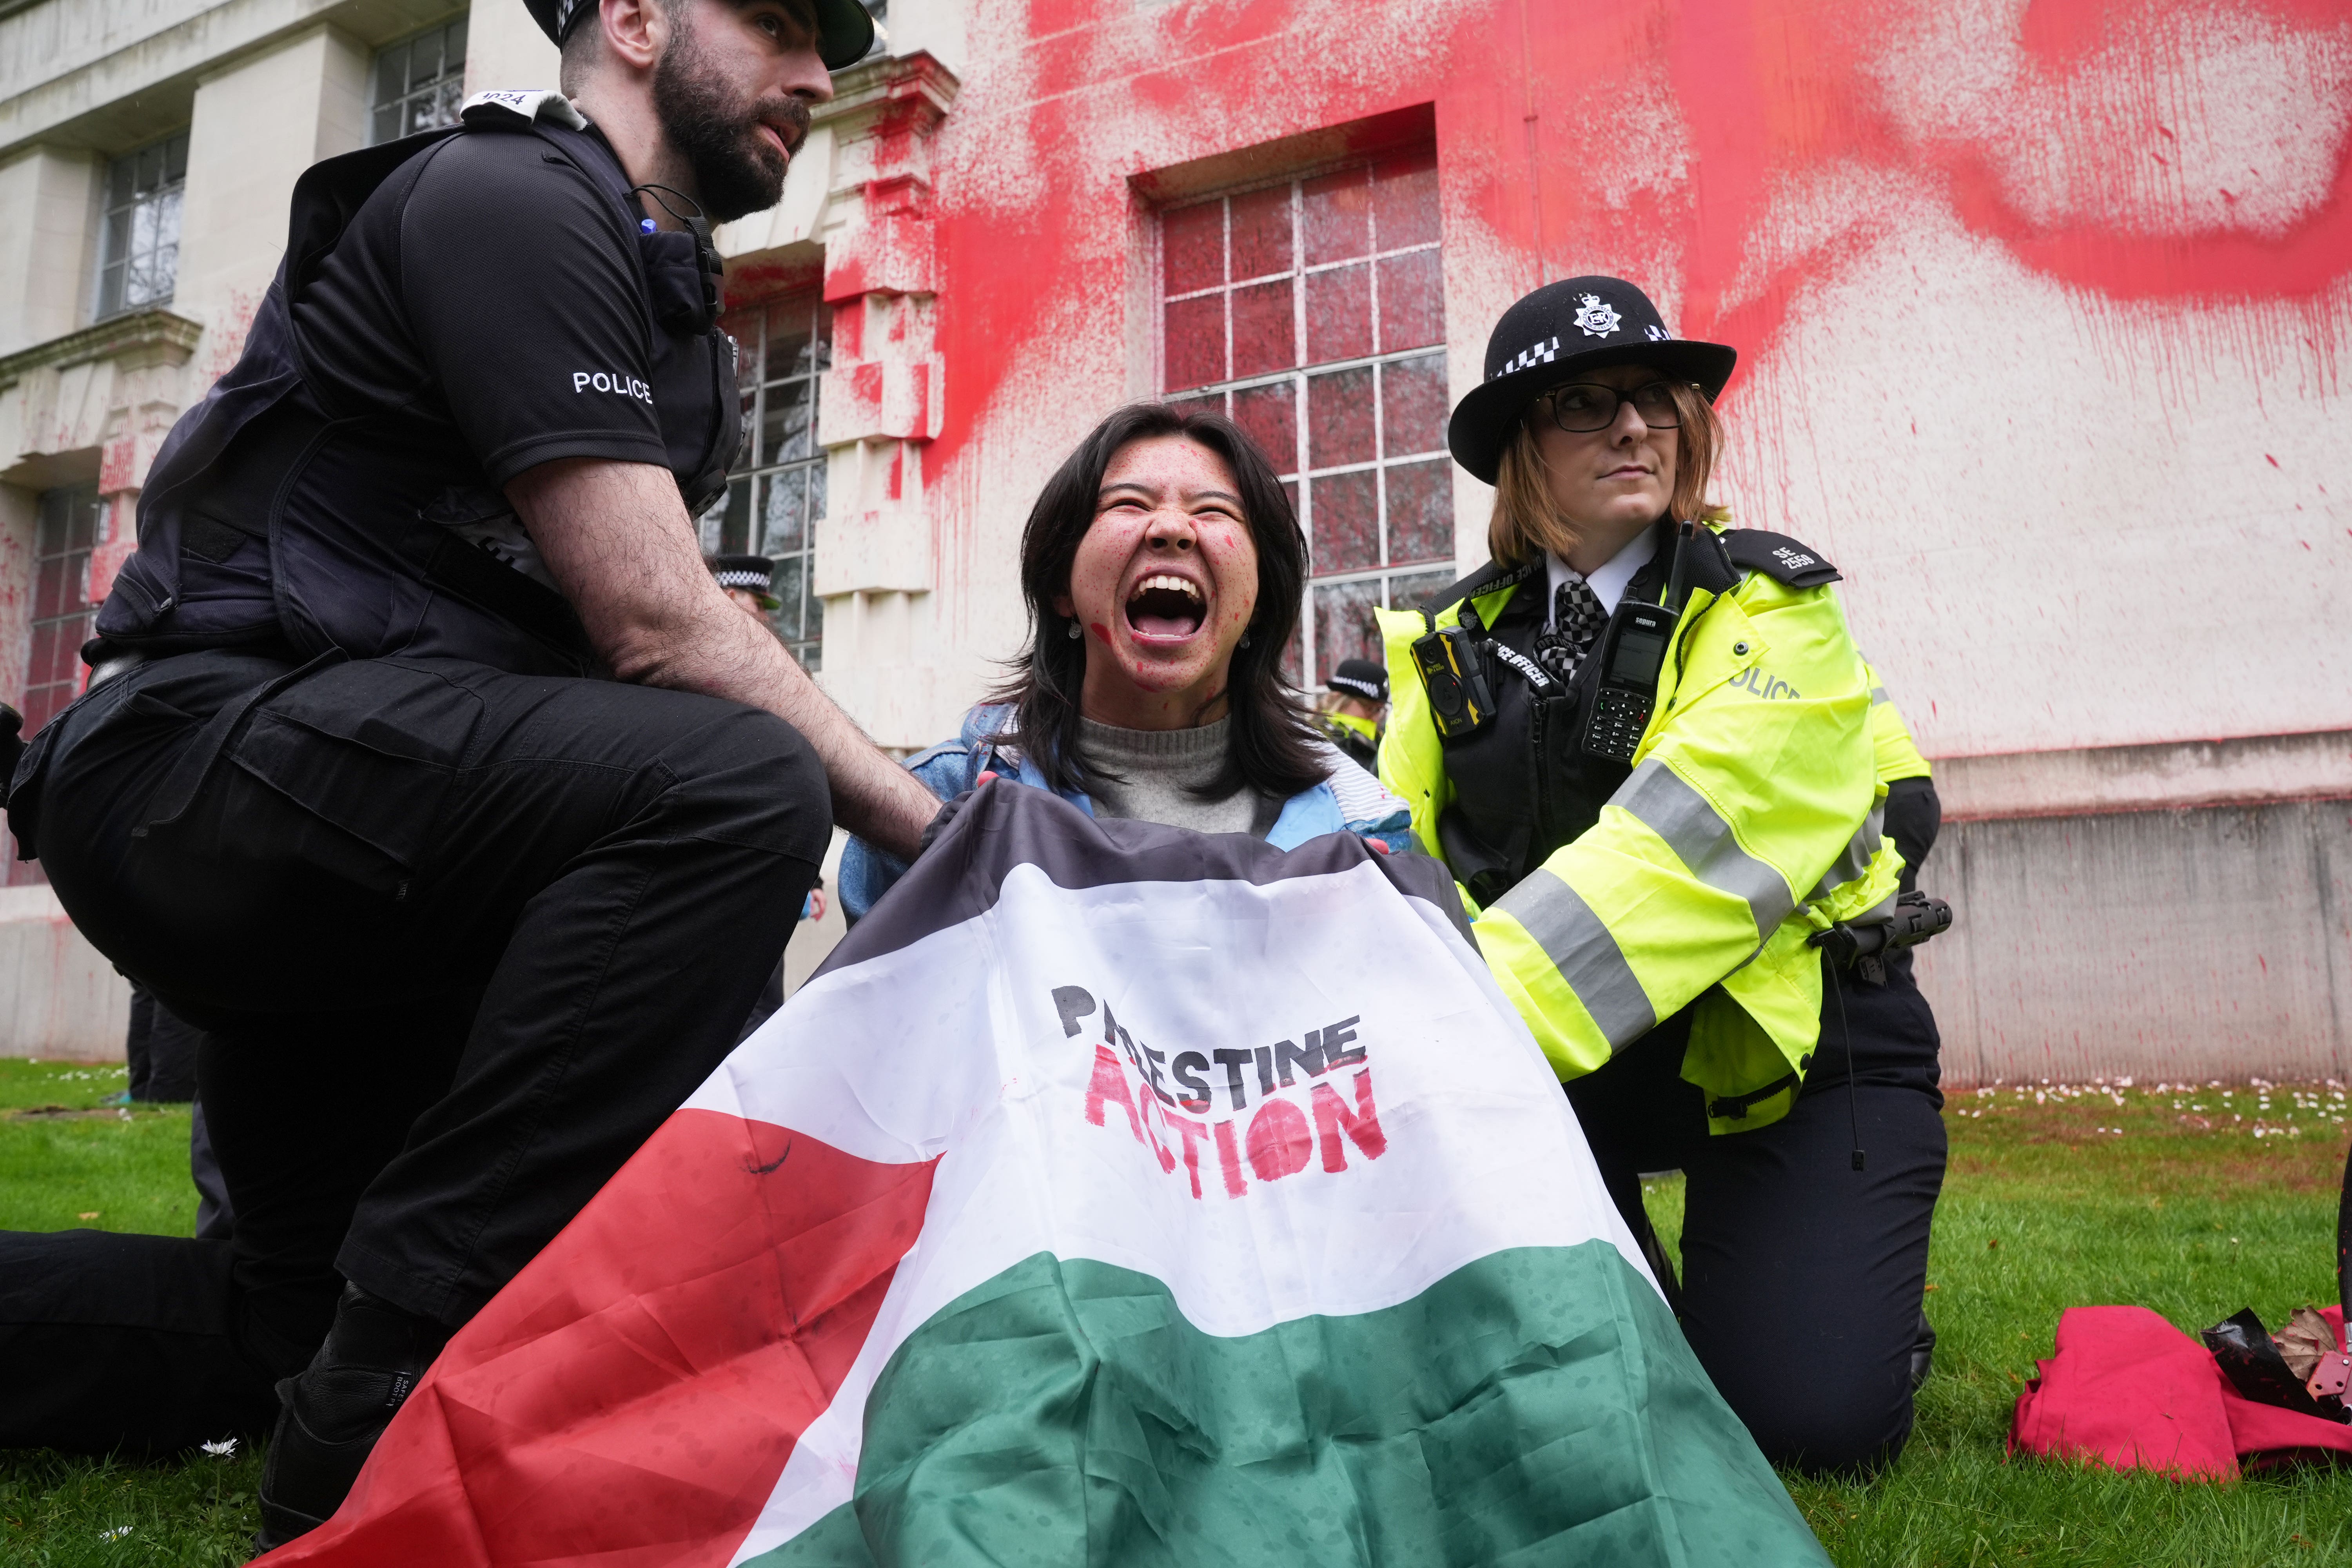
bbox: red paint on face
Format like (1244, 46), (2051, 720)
(1052, 435), (1260, 731)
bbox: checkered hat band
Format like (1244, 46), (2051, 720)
(715, 570), (773, 591)
(1328, 673), (1382, 701)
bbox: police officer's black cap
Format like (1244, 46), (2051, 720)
(528, 0), (878, 69)
(1447, 277), (1736, 486)
(1327, 659), (1388, 704)
(708, 552), (780, 607)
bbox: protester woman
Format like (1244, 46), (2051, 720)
(842, 404), (1409, 915)
(1375, 277), (1946, 1475)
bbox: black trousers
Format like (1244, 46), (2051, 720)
(0, 650), (826, 1455)
(1565, 953), (1946, 1476)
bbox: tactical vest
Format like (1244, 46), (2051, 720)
(1428, 522), (1765, 909)
(90, 96), (737, 680)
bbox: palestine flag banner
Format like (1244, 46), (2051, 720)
(263, 784), (1828, 1567)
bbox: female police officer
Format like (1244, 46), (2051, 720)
(1375, 277), (1946, 1475)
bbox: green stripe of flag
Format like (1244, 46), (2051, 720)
(751, 1242), (1826, 1566)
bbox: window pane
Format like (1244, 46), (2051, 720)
(68, 494), (99, 552)
(719, 475), (753, 553)
(760, 468), (809, 555)
(1163, 200), (1223, 296)
(1387, 568), (1455, 615)
(29, 623), (60, 693)
(1371, 150), (1440, 249)
(374, 103), (401, 143)
(1313, 578), (1381, 687)
(1309, 470), (1378, 573)
(98, 261), (124, 318)
(446, 17), (468, 65)
(33, 557), (64, 623)
(1305, 261), (1371, 363)
(1307, 366), (1374, 468)
(1302, 168), (1370, 265)
(1230, 381), (1297, 475)
(1163, 292), (1225, 391)
(1376, 248), (1444, 352)
(1381, 353), (1448, 456)
(760, 381), (813, 463)
(772, 555), (807, 642)
(1384, 459), (1454, 565)
(163, 133), (188, 184)
(1229, 279), (1294, 379)
(806, 455), (827, 521)
(767, 312), (815, 378)
(1229, 185), (1291, 281)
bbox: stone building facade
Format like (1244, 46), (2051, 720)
(2, 0), (2347, 1079)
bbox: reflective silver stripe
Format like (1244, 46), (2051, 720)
(1491, 868), (1657, 1049)
(1808, 805), (1886, 902)
(1612, 759), (1795, 942)
(1869, 686), (1891, 705)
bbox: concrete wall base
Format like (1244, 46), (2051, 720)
(0, 883), (130, 1060)
(1916, 797), (2352, 1085)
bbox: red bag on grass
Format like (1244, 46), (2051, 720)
(2011, 1305), (2352, 1479)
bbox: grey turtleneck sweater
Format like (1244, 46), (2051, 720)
(1077, 716), (1270, 836)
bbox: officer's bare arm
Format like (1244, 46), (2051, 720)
(507, 456), (939, 860)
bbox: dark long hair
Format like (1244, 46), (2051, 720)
(987, 403), (1327, 802)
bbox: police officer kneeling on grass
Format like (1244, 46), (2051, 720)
(0, 0), (937, 1548)
(1376, 277), (1952, 1475)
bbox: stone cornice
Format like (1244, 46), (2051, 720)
(812, 49), (960, 135)
(0, 307), (204, 388)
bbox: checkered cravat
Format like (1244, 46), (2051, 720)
(1535, 575), (1608, 684)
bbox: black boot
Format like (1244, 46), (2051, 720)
(255, 1283), (450, 1552)
(1909, 1308), (1937, 1391)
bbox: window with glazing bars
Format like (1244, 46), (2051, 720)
(702, 293), (830, 669)
(1160, 149), (1452, 689)
(21, 484), (103, 739)
(97, 132), (189, 319)
(372, 18), (469, 143)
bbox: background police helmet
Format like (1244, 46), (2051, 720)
(708, 552), (781, 611)
(526, 0), (878, 69)
(1446, 277), (1736, 486)
(1327, 658), (1388, 706)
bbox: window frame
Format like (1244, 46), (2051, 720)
(702, 290), (833, 670)
(95, 131), (190, 321)
(369, 15), (470, 145)
(1156, 151), (1453, 690)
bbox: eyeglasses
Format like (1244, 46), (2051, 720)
(1535, 381), (1686, 434)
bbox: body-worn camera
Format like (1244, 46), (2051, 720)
(1410, 624), (1496, 739)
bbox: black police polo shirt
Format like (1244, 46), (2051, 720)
(289, 124), (734, 585)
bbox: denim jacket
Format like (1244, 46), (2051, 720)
(840, 703), (1415, 922)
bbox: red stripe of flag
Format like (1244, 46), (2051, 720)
(262, 1109), (938, 1567)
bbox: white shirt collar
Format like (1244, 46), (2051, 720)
(1545, 528), (1659, 622)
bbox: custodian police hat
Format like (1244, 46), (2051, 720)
(1446, 276), (1736, 486)
(1327, 658), (1388, 705)
(527, 0), (879, 68)
(708, 552), (780, 610)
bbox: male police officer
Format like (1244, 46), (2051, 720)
(0, 0), (934, 1546)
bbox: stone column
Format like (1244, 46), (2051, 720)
(811, 54), (955, 750)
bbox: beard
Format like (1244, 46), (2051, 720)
(651, 17), (812, 224)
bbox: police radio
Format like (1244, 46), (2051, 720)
(1410, 622), (1495, 739)
(1578, 601), (1677, 763)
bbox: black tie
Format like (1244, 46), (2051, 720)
(1536, 576), (1607, 684)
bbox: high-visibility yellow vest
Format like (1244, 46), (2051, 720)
(1865, 661), (1933, 784)
(1376, 530), (1900, 1134)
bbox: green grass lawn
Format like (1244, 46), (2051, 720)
(4, 1060), (2348, 1565)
